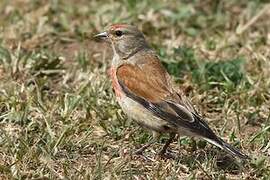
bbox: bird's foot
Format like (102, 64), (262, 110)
(157, 149), (177, 159)
(134, 148), (144, 156)
(133, 149), (154, 162)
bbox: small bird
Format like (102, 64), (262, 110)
(94, 24), (249, 159)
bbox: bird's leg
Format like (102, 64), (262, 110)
(158, 133), (176, 158)
(134, 131), (159, 155)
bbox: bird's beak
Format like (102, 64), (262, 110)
(94, 31), (108, 41)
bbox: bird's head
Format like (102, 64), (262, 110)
(94, 24), (150, 59)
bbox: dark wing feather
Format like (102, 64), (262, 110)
(118, 79), (218, 140)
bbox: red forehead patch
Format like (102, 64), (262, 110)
(110, 24), (128, 30)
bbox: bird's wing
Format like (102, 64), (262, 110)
(116, 55), (218, 140)
(116, 55), (171, 103)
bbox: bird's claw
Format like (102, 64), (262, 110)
(133, 149), (154, 161)
(157, 150), (177, 159)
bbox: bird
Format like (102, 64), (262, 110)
(94, 23), (249, 159)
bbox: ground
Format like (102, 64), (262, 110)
(0, 0), (269, 179)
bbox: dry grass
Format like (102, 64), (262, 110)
(0, 0), (269, 179)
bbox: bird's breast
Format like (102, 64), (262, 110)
(109, 67), (124, 99)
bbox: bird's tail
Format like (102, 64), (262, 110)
(205, 137), (250, 160)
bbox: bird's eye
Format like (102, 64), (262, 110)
(115, 30), (123, 37)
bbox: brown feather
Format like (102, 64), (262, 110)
(116, 54), (171, 102)
(116, 53), (198, 122)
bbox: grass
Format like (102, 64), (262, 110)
(0, 0), (270, 179)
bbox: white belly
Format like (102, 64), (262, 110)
(117, 96), (170, 133)
(117, 96), (197, 137)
